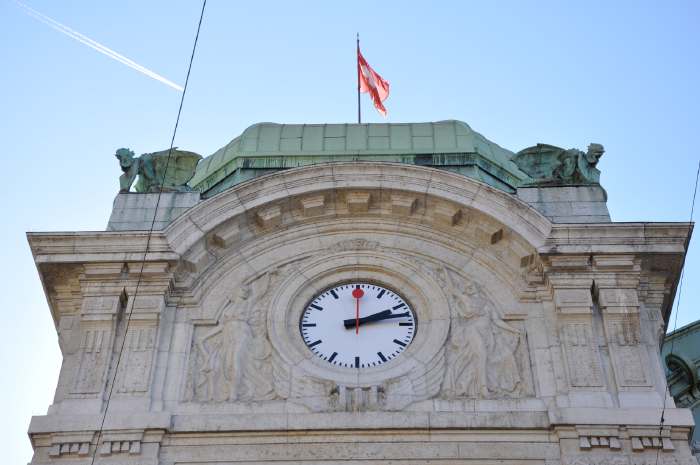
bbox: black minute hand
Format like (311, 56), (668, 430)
(343, 310), (409, 329)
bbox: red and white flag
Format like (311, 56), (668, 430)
(358, 47), (390, 117)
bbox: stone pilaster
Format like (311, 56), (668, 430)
(49, 262), (172, 415)
(591, 255), (665, 407)
(545, 256), (606, 400)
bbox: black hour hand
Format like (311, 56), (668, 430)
(343, 310), (410, 329)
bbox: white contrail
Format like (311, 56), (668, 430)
(14, 1), (184, 92)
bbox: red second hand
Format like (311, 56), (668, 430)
(352, 287), (364, 335)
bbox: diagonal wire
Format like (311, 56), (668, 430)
(88, 2), (207, 464)
(655, 157), (699, 465)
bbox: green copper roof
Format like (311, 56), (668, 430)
(190, 120), (531, 197)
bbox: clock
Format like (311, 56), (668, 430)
(300, 283), (416, 368)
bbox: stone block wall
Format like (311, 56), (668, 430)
(517, 185), (611, 223)
(27, 164), (695, 465)
(107, 192), (200, 231)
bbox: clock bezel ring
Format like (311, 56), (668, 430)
(266, 251), (450, 387)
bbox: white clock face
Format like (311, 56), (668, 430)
(300, 283), (416, 369)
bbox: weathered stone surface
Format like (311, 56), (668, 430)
(517, 185), (611, 223)
(26, 162), (695, 465)
(107, 192), (200, 231)
(300, 194), (326, 216)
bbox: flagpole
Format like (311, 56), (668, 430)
(356, 33), (361, 124)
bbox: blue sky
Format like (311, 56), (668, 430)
(1, 1), (699, 462)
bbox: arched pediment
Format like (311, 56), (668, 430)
(164, 162), (552, 260)
(163, 164), (552, 362)
(171, 163), (546, 411)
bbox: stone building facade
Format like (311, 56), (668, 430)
(27, 121), (696, 464)
(663, 320), (700, 454)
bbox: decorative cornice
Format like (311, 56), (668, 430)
(541, 223), (692, 255)
(27, 231), (177, 264)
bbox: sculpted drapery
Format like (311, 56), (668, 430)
(186, 259), (526, 404)
(189, 271), (277, 402)
(439, 267), (523, 399)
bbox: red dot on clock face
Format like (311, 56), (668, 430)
(352, 288), (364, 299)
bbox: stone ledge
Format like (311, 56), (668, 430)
(170, 411), (552, 431)
(28, 413), (172, 435)
(548, 407), (695, 427)
(30, 411), (555, 435)
(157, 439), (560, 462)
(540, 223), (692, 255)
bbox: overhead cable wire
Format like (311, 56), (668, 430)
(89, 2), (207, 464)
(654, 157), (699, 465)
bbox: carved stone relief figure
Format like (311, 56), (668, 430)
(186, 268), (284, 402)
(438, 267), (524, 399)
